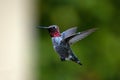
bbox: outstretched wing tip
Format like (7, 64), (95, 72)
(91, 27), (99, 31)
(69, 27), (98, 45)
(89, 27), (98, 30)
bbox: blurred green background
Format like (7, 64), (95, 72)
(36, 0), (120, 80)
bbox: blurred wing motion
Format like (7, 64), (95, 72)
(61, 27), (77, 39)
(69, 28), (98, 45)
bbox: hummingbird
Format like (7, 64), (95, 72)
(38, 25), (97, 65)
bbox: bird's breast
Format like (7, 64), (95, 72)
(52, 37), (62, 46)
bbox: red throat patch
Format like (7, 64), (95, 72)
(50, 31), (61, 37)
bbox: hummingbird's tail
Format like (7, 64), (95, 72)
(70, 54), (82, 65)
(70, 57), (82, 65)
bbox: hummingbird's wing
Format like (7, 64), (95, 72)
(61, 27), (77, 39)
(69, 28), (98, 45)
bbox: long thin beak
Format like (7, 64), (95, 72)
(37, 26), (49, 29)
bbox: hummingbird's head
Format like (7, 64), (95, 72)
(38, 25), (61, 37)
(48, 25), (61, 37)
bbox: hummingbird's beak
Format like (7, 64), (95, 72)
(37, 26), (49, 29)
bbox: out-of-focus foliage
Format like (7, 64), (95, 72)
(36, 0), (120, 80)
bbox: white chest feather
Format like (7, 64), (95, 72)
(52, 37), (62, 46)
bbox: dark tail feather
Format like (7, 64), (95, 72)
(77, 61), (82, 65)
(70, 55), (82, 65)
(60, 57), (65, 61)
(71, 59), (82, 65)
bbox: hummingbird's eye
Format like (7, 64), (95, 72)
(53, 26), (56, 29)
(51, 27), (56, 30)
